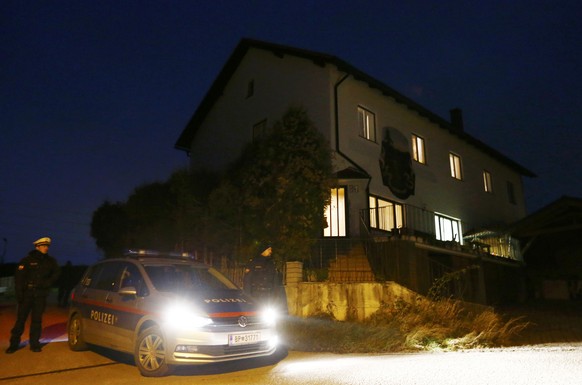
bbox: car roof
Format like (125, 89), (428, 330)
(95, 250), (210, 268)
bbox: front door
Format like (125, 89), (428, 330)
(324, 187), (347, 237)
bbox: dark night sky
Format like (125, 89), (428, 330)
(1, 1), (580, 265)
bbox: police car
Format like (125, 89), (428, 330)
(67, 250), (279, 377)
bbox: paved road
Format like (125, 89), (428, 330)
(1, 342), (582, 385)
(2, 298), (582, 384)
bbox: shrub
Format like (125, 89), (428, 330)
(280, 296), (528, 353)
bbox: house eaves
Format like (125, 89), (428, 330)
(333, 167), (371, 180)
(508, 196), (582, 238)
(175, 38), (536, 178)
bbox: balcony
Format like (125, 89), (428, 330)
(360, 203), (523, 262)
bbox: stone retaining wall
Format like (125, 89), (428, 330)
(285, 281), (419, 321)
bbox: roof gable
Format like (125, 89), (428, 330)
(175, 38), (535, 177)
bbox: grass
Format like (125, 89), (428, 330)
(279, 296), (529, 353)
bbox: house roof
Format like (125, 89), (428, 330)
(175, 38), (536, 177)
(508, 196), (582, 238)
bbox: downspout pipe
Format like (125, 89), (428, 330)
(334, 73), (373, 239)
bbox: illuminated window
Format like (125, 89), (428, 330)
(434, 213), (462, 243)
(252, 119), (267, 141)
(412, 134), (426, 164)
(357, 106), (376, 142)
(483, 170), (493, 193)
(369, 196), (404, 232)
(449, 153), (463, 180)
(507, 181), (516, 204)
(324, 187), (347, 237)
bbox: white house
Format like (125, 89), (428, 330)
(175, 39), (535, 304)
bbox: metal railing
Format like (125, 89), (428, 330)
(361, 203), (523, 261)
(361, 203), (437, 238)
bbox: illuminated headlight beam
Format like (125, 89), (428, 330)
(163, 304), (213, 330)
(261, 307), (279, 326)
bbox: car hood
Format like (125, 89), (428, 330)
(200, 289), (259, 314)
(162, 289), (259, 315)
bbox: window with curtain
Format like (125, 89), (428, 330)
(449, 152), (463, 180)
(369, 196), (404, 232)
(357, 106), (376, 142)
(434, 213), (462, 243)
(324, 187), (347, 237)
(412, 134), (426, 164)
(483, 170), (493, 193)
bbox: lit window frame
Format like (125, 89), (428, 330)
(357, 106), (376, 142)
(449, 152), (463, 180)
(369, 196), (404, 232)
(412, 134), (426, 164)
(324, 187), (347, 237)
(434, 213), (463, 244)
(483, 170), (493, 193)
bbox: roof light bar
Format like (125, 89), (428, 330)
(124, 249), (195, 259)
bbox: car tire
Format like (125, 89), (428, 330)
(68, 313), (88, 351)
(134, 325), (174, 377)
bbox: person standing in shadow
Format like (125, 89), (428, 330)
(57, 260), (74, 307)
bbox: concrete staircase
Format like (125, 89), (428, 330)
(327, 243), (375, 282)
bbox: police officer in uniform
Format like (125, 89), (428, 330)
(243, 243), (287, 312)
(5, 237), (60, 353)
(243, 243), (277, 302)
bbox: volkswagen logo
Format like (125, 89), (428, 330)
(238, 316), (248, 328)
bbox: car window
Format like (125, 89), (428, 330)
(120, 263), (148, 296)
(201, 267), (239, 290)
(88, 263), (122, 291)
(144, 264), (237, 293)
(80, 264), (98, 287)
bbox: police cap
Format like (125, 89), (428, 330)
(258, 241), (272, 254)
(33, 237), (51, 246)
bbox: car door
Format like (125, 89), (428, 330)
(106, 262), (149, 352)
(79, 261), (123, 347)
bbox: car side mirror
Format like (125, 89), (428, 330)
(119, 286), (137, 296)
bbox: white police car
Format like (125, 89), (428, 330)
(67, 250), (279, 377)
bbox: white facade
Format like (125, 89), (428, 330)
(186, 47), (335, 172)
(177, 39), (534, 242)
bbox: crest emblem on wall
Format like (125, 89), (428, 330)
(378, 127), (415, 199)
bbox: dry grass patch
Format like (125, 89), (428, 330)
(280, 297), (528, 353)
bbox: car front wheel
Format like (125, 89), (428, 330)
(134, 325), (174, 377)
(67, 313), (88, 351)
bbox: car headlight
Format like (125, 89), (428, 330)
(163, 304), (213, 330)
(261, 307), (279, 326)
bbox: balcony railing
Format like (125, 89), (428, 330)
(360, 203), (523, 262)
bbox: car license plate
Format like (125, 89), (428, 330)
(229, 332), (261, 346)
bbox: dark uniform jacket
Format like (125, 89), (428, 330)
(14, 250), (60, 302)
(243, 255), (278, 293)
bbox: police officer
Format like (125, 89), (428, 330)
(243, 243), (277, 301)
(5, 237), (60, 353)
(243, 242), (287, 313)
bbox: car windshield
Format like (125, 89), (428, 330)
(144, 264), (238, 293)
